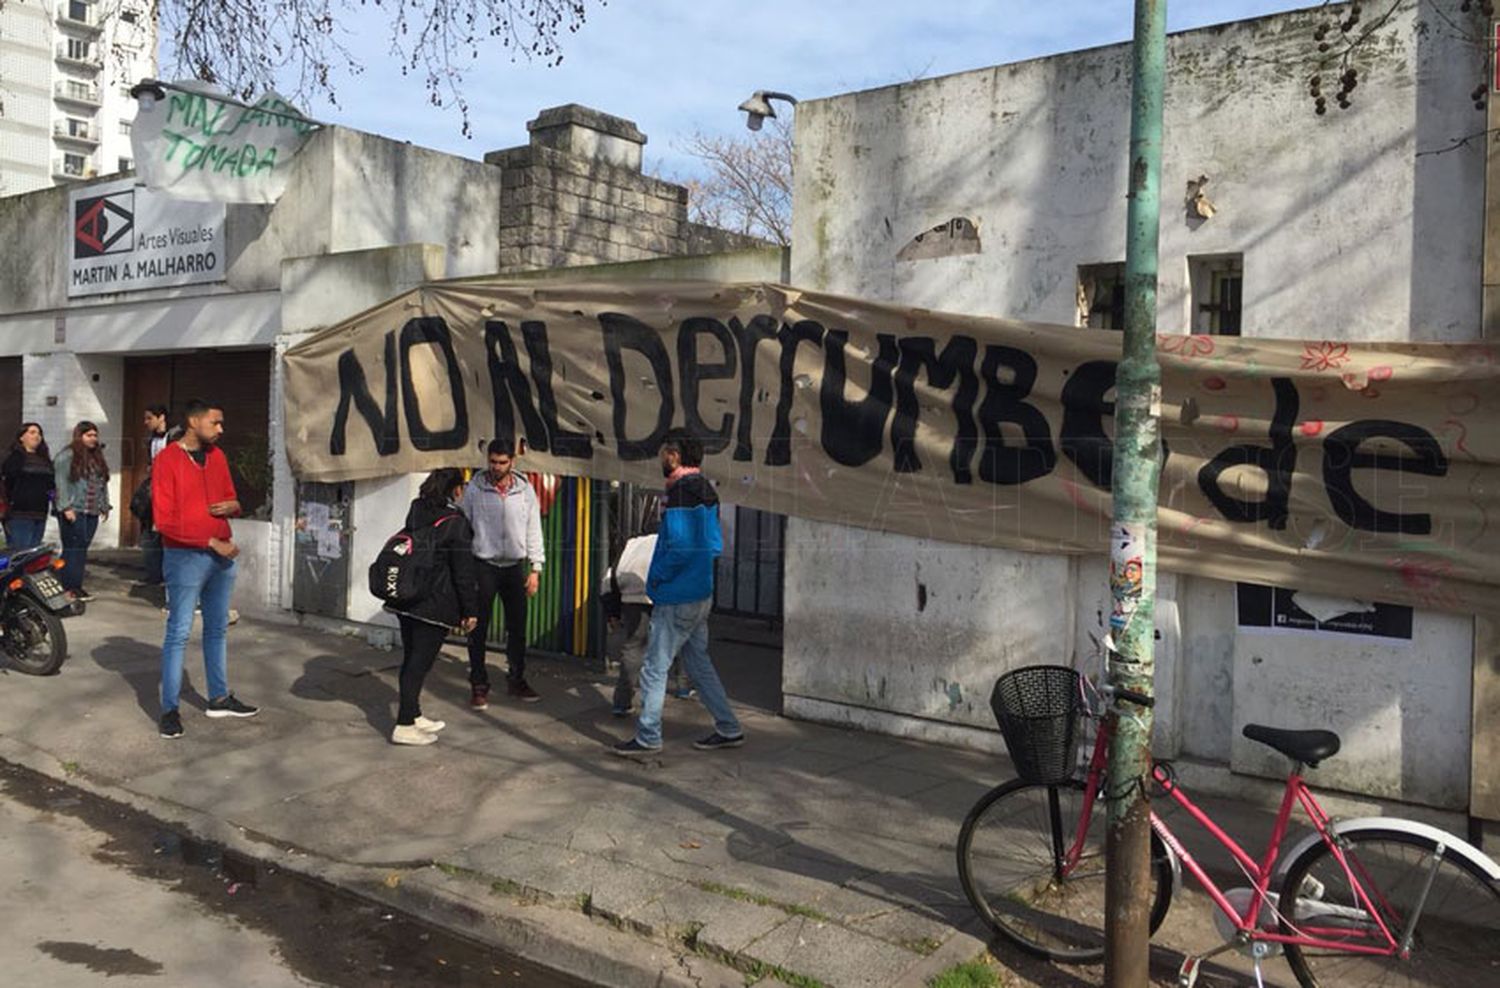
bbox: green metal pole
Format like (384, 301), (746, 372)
(1105, 1), (1166, 986)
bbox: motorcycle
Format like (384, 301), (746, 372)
(0, 543), (71, 675)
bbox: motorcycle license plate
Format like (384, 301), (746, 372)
(27, 573), (68, 607)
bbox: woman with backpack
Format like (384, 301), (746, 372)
(2, 423), (56, 549)
(384, 468), (481, 746)
(53, 421), (111, 600)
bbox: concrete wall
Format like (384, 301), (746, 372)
(19, 351), (125, 548)
(501, 245), (788, 284)
(0, 126), (503, 587)
(0, 126), (502, 315)
(785, 2), (1484, 809)
(267, 244), (450, 623)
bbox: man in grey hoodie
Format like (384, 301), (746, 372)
(462, 439), (545, 706)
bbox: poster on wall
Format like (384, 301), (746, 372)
(67, 178), (226, 298)
(1236, 583), (1414, 641)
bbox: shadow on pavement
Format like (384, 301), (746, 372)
(290, 653), (401, 736)
(91, 635), (207, 723)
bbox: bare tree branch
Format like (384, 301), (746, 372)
(669, 118), (793, 247)
(1, 0), (599, 136)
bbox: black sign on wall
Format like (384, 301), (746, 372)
(1237, 583), (1414, 641)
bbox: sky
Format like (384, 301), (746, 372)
(272, 1), (1318, 178)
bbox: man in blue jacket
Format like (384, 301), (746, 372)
(614, 430), (744, 756)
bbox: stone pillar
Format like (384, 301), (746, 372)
(486, 104), (689, 272)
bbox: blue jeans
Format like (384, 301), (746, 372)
(634, 598), (741, 749)
(6, 517), (46, 550)
(58, 513), (100, 591)
(161, 548), (237, 713)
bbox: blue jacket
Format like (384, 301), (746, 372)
(647, 472), (721, 605)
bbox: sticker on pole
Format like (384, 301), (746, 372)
(1109, 522), (1147, 633)
(1494, 21), (1500, 93)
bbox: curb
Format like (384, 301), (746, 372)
(0, 734), (745, 988)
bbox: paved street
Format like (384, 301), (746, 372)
(0, 780), (314, 987)
(0, 560), (1437, 987)
(0, 760), (589, 988)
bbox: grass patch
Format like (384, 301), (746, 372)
(695, 881), (831, 923)
(60, 761), (80, 777)
(901, 935), (944, 956)
(575, 892), (593, 913)
(489, 877), (525, 897)
(434, 862), (483, 880)
(928, 957), (1000, 988)
(738, 958), (830, 988)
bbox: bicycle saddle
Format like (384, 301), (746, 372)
(1242, 724), (1341, 768)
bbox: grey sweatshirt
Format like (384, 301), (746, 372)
(461, 471), (544, 570)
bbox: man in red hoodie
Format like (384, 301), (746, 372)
(151, 399), (258, 739)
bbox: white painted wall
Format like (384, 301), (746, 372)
(268, 243), (451, 622)
(786, 2), (1483, 808)
(21, 351), (125, 549)
(0, 126), (501, 621)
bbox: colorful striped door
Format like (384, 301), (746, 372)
(483, 474), (609, 660)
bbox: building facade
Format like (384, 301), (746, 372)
(784, 1), (1495, 816)
(0, 0), (155, 195)
(0, 105), (770, 652)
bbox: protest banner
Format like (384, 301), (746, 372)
(130, 83), (317, 203)
(283, 280), (1500, 614)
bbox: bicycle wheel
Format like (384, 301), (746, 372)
(1279, 828), (1500, 988)
(956, 777), (1173, 962)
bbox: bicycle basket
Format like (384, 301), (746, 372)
(990, 665), (1081, 785)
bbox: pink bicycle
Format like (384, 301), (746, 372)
(956, 663), (1500, 987)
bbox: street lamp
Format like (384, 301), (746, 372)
(128, 78), (167, 110)
(737, 90), (798, 131)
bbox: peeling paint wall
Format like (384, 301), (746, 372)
(786, 2), (1483, 809)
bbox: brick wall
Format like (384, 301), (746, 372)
(487, 105), (691, 273)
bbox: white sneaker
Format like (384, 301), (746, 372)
(391, 724), (437, 746)
(413, 715), (446, 733)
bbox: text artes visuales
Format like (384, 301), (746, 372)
(283, 283), (1500, 613)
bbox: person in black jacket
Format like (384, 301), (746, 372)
(2, 423), (56, 550)
(385, 468), (480, 746)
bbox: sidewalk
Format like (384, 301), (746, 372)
(0, 562), (1358, 987)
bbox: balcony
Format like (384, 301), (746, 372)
(53, 121), (100, 146)
(56, 42), (103, 70)
(54, 81), (101, 107)
(56, 1), (102, 32)
(53, 157), (97, 181)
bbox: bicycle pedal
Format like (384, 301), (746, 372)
(1178, 956), (1202, 988)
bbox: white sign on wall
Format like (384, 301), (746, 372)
(67, 178), (226, 298)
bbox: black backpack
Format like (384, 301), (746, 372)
(129, 475), (153, 525)
(367, 514), (457, 608)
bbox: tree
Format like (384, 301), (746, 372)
(1302, 1), (1490, 117)
(675, 118), (793, 247)
(1, 0), (599, 136)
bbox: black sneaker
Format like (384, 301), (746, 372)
(693, 732), (745, 751)
(612, 738), (662, 758)
(508, 680), (542, 703)
(72, 588), (95, 603)
(160, 710), (184, 739)
(205, 694), (259, 719)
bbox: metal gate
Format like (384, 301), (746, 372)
(713, 505), (785, 620)
(484, 474), (609, 660)
(292, 481), (353, 618)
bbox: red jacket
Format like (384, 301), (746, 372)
(152, 443), (239, 549)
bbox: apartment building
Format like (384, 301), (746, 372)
(0, 0), (155, 195)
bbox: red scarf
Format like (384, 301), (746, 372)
(666, 465), (701, 487)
